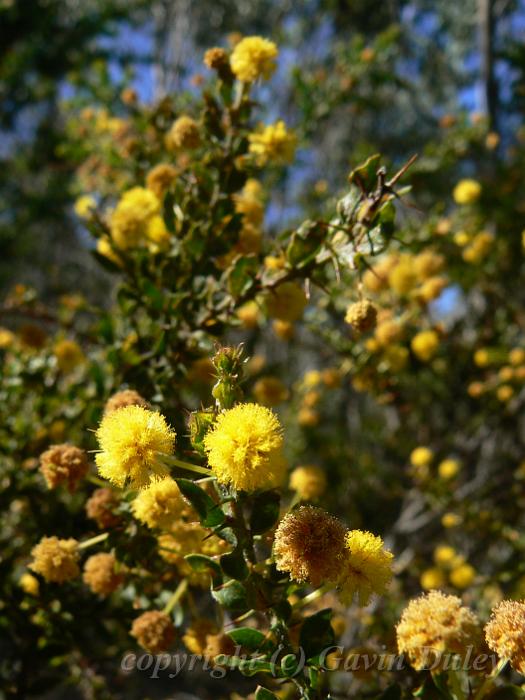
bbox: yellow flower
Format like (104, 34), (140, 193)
(450, 563), (476, 589)
(433, 545), (456, 567)
(146, 215), (171, 250)
(497, 385), (514, 402)
(474, 348), (491, 367)
(0, 327), (15, 348)
(109, 186), (161, 249)
(252, 376), (289, 406)
(485, 600), (525, 674)
(203, 403), (285, 492)
(95, 406), (175, 489)
(420, 567), (446, 590)
(249, 121), (297, 165)
(442, 512), (462, 528)
(96, 236), (122, 266)
(237, 300), (261, 329)
(508, 348), (525, 366)
(375, 318), (403, 346)
(438, 458), (461, 480)
(158, 522), (228, 587)
(39, 444), (89, 491)
(20, 573), (39, 596)
(74, 195), (96, 219)
(131, 611), (176, 654)
(273, 506), (347, 587)
(453, 179), (481, 205)
(83, 552), (124, 596)
(85, 488), (121, 529)
(345, 299), (377, 334)
(234, 179), (264, 227)
(131, 478), (190, 529)
(338, 530), (394, 606)
(230, 36), (278, 82)
(53, 339), (84, 372)
(166, 115), (201, 150)
(388, 256), (418, 295)
(289, 465), (327, 500)
(263, 282), (307, 322)
(146, 163), (178, 199)
(410, 446), (433, 468)
(411, 330), (439, 362)
(29, 536), (80, 583)
(397, 591), (481, 670)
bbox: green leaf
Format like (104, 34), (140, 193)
(250, 490), (280, 535)
(175, 478), (225, 527)
(220, 547), (249, 581)
(255, 687), (279, 700)
(375, 684), (401, 700)
(299, 609), (335, 663)
(227, 255), (258, 298)
(227, 627), (267, 652)
(215, 656), (276, 676)
(212, 580), (250, 611)
(184, 554), (221, 579)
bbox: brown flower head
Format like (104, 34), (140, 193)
(29, 537), (80, 583)
(485, 600), (525, 674)
(85, 488), (121, 529)
(82, 552), (124, 596)
(104, 389), (149, 415)
(131, 611), (176, 654)
(40, 444), (89, 491)
(273, 506), (346, 587)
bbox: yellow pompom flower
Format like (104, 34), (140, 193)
(434, 544), (457, 567)
(20, 573), (40, 596)
(146, 163), (178, 199)
(158, 522), (228, 587)
(131, 611), (176, 654)
(410, 446), (433, 468)
(0, 327), (15, 348)
(29, 536), (80, 583)
(420, 567), (446, 590)
(397, 591), (481, 671)
(234, 179), (264, 227)
(230, 36), (278, 82)
(249, 121), (297, 165)
(253, 376), (289, 406)
(95, 406), (176, 489)
(442, 512), (462, 528)
(166, 115), (201, 150)
(474, 348), (491, 367)
(485, 600), (525, 674)
(109, 187), (161, 249)
(74, 195), (96, 219)
(438, 458), (461, 480)
(83, 552), (124, 596)
(450, 563), (476, 589)
(96, 236), (122, 266)
(203, 403), (285, 492)
(131, 478), (190, 529)
(263, 282), (307, 323)
(338, 530), (394, 606)
(411, 330), (439, 362)
(237, 300), (261, 329)
(53, 339), (84, 372)
(345, 299), (377, 334)
(289, 465), (327, 501)
(453, 179), (482, 205)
